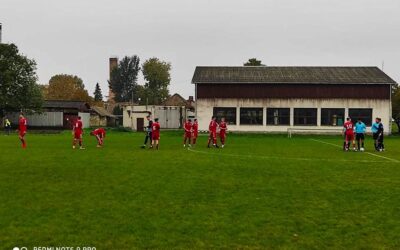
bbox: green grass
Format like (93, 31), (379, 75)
(1, 131), (400, 249)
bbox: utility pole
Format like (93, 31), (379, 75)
(0, 23), (2, 44)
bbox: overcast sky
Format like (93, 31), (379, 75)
(1, 0), (399, 99)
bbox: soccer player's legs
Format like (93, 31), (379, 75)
(19, 132), (26, 148)
(192, 133), (198, 145)
(96, 135), (102, 147)
(220, 133), (226, 147)
(184, 132), (191, 147)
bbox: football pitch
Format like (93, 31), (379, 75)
(1, 131), (400, 249)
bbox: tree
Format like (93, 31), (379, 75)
(109, 56), (140, 103)
(93, 83), (103, 101)
(0, 43), (43, 116)
(244, 58), (265, 66)
(46, 74), (93, 103)
(142, 58), (171, 105)
(392, 84), (400, 133)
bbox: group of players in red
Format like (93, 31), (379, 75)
(182, 116), (228, 148)
(16, 114), (106, 149)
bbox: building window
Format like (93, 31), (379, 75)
(267, 108), (290, 125)
(321, 108), (345, 126)
(294, 108), (317, 126)
(213, 107), (237, 125)
(240, 108), (263, 125)
(348, 109), (373, 126)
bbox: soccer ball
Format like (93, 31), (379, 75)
(360, 148), (365, 152)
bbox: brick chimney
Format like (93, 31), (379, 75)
(108, 57), (118, 103)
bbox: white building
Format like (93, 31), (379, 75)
(192, 66), (395, 134)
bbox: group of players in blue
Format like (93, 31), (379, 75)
(343, 117), (385, 152)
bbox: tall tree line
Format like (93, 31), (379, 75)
(109, 56), (171, 105)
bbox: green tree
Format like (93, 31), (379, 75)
(109, 56), (140, 103)
(244, 58), (265, 66)
(93, 83), (103, 101)
(142, 58), (171, 105)
(392, 84), (400, 133)
(46, 74), (93, 103)
(0, 43), (43, 116)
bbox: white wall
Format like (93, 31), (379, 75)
(78, 112), (91, 128)
(123, 105), (188, 130)
(6, 112), (63, 127)
(196, 98), (391, 133)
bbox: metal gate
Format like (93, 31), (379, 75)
(154, 106), (182, 129)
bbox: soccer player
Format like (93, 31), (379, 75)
(376, 117), (385, 152)
(183, 119), (193, 147)
(90, 127), (106, 147)
(371, 118), (380, 151)
(343, 117), (355, 151)
(4, 117), (11, 135)
(354, 118), (366, 151)
(72, 116), (85, 149)
(219, 117), (228, 148)
(192, 119), (199, 146)
(18, 114), (27, 148)
(151, 118), (161, 150)
(207, 116), (219, 148)
(141, 115), (153, 149)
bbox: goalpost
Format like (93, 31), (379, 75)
(287, 128), (342, 138)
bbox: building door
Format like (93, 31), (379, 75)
(136, 118), (144, 132)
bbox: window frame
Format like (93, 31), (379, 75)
(266, 108), (290, 126)
(321, 108), (345, 126)
(294, 108), (318, 126)
(240, 108), (264, 125)
(348, 108), (373, 126)
(213, 107), (237, 125)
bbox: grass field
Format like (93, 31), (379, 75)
(1, 130), (400, 249)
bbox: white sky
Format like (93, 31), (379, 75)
(1, 0), (399, 98)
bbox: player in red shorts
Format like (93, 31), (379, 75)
(72, 116), (85, 149)
(90, 128), (106, 147)
(18, 114), (27, 148)
(207, 116), (219, 148)
(151, 118), (161, 150)
(219, 117), (228, 148)
(192, 119), (199, 146)
(343, 117), (355, 151)
(183, 119), (193, 148)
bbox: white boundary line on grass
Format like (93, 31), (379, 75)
(187, 147), (383, 163)
(309, 139), (400, 163)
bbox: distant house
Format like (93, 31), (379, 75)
(162, 93), (195, 111)
(90, 106), (116, 127)
(43, 100), (91, 128)
(122, 94), (195, 131)
(192, 66), (396, 133)
(6, 100), (91, 129)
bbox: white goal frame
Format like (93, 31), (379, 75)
(287, 128), (342, 138)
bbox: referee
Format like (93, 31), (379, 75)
(141, 115), (153, 149)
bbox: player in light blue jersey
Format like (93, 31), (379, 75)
(355, 118), (366, 151)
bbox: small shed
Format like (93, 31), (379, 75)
(90, 106), (116, 127)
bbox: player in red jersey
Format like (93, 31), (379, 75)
(151, 118), (161, 150)
(72, 116), (85, 149)
(90, 128), (106, 147)
(343, 117), (355, 151)
(219, 117), (228, 148)
(192, 119), (199, 146)
(18, 114), (27, 148)
(207, 116), (219, 148)
(183, 119), (193, 147)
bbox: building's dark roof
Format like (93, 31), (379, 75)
(91, 106), (115, 118)
(192, 66), (396, 84)
(43, 100), (90, 110)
